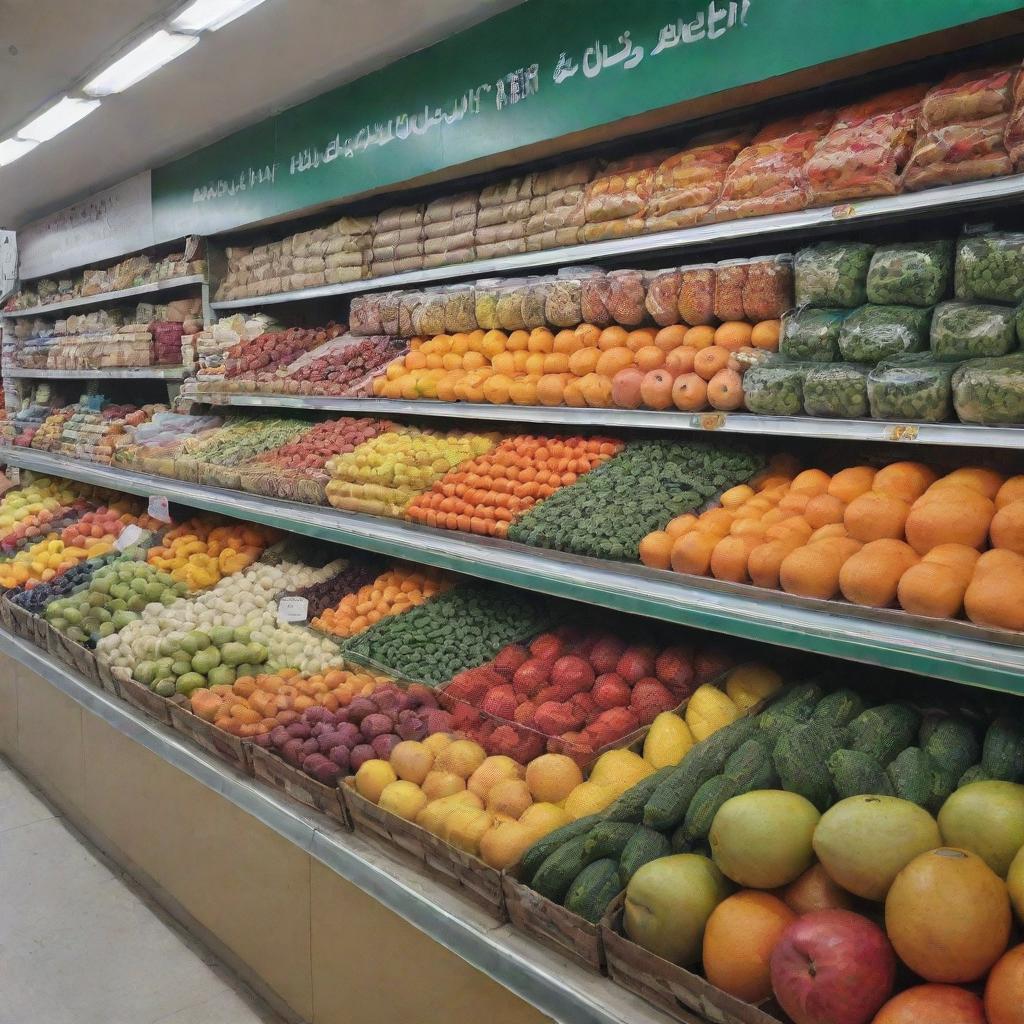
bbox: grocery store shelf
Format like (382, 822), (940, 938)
(5, 446), (1024, 695)
(2, 275), (206, 318)
(210, 175), (1024, 310)
(193, 391), (1024, 450)
(6, 366), (189, 380)
(0, 627), (678, 1024)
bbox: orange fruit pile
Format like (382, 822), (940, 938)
(311, 566), (451, 637)
(405, 435), (622, 538)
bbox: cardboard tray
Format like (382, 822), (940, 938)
(502, 872), (606, 973)
(601, 896), (785, 1024)
(341, 780), (506, 922)
(95, 655), (125, 699)
(45, 625), (102, 688)
(249, 744), (350, 828)
(167, 702), (255, 777)
(115, 671), (179, 726)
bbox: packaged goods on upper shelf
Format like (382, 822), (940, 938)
(583, 150), (672, 224)
(837, 304), (933, 363)
(794, 241), (875, 308)
(743, 255), (793, 321)
(866, 352), (958, 421)
(920, 64), (1017, 128)
(779, 307), (849, 361)
(929, 301), (1017, 361)
(712, 110), (833, 221)
(1004, 68), (1024, 163)
(951, 352), (1024, 423)
(902, 113), (1013, 190)
(741, 358), (810, 416)
(866, 240), (953, 306)
(802, 362), (871, 418)
(954, 232), (1024, 304)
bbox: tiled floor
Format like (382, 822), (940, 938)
(0, 757), (285, 1024)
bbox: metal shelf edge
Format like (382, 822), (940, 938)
(4, 447), (1022, 695)
(7, 367), (189, 380)
(2, 276), (207, 318)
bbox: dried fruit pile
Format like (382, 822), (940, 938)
(225, 324), (345, 380)
(282, 335), (405, 396)
(508, 440), (763, 561)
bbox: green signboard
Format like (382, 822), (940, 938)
(151, 0), (1024, 239)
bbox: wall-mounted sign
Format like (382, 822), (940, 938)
(18, 171), (154, 280)
(0, 232), (16, 301)
(151, 0), (1024, 239)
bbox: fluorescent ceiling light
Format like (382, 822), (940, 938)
(0, 138), (38, 166)
(171, 0), (268, 32)
(83, 30), (198, 97)
(19, 97), (100, 142)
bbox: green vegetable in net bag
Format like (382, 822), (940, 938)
(867, 353), (958, 422)
(954, 232), (1024, 305)
(952, 354), (1024, 424)
(794, 241), (875, 308)
(742, 359), (810, 416)
(866, 240), (952, 307)
(929, 301), (1016, 362)
(779, 308), (848, 361)
(838, 304), (932, 363)
(802, 363), (870, 418)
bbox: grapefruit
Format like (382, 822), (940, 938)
(938, 781), (1024, 877)
(985, 943), (1024, 1024)
(872, 984), (986, 1024)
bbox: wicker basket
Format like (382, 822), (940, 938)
(167, 702), (255, 776)
(249, 744), (350, 828)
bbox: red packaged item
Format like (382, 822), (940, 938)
(1003, 68), (1024, 164)
(647, 128), (752, 219)
(832, 84), (930, 129)
(712, 110), (833, 221)
(921, 65), (1016, 129)
(583, 150), (672, 224)
(902, 113), (1012, 191)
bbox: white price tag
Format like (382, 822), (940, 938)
(148, 495), (171, 522)
(277, 596), (309, 624)
(6, 466), (19, 485)
(115, 524), (144, 551)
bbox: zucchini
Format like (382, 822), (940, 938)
(530, 835), (599, 904)
(565, 859), (622, 923)
(619, 827), (672, 886)
(519, 814), (601, 884)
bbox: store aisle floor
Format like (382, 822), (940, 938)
(0, 757), (285, 1024)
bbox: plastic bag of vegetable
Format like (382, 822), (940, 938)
(779, 307), (848, 361)
(954, 232), (1024, 304)
(794, 241), (875, 308)
(929, 301), (1016, 361)
(742, 358), (810, 416)
(866, 240), (952, 306)
(867, 354), (958, 422)
(838, 304), (932, 363)
(803, 363), (870, 418)
(951, 354), (1024, 424)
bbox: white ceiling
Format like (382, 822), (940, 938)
(0, 0), (523, 228)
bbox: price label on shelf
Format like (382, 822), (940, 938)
(830, 204), (857, 220)
(6, 466), (19, 485)
(277, 596), (309, 624)
(115, 524), (144, 551)
(885, 424), (920, 442)
(148, 495), (171, 522)
(690, 413), (726, 430)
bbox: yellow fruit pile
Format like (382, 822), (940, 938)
(146, 520), (274, 590)
(0, 535), (112, 589)
(0, 479), (77, 536)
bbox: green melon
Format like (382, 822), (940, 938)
(938, 781), (1024, 878)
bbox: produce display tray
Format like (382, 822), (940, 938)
(342, 780), (507, 922)
(114, 671), (178, 726)
(502, 873), (605, 974)
(601, 897), (783, 1024)
(44, 626), (102, 688)
(167, 703), (255, 778)
(249, 744), (350, 829)
(95, 656), (124, 699)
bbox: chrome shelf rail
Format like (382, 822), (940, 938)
(2, 275), (207, 318)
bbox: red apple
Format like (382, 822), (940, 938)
(770, 910), (895, 1024)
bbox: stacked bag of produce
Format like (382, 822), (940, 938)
(582, 151), (672, 242)
(421, 193), (478, 269)
(524, 161), (596, 252)
(370, 204), (425, 276)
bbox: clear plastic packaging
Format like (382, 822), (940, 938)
(929, 301), (1016, 361)
(473, 280), (503, 330)
(348, 294), (382, 336)
(647, 129), (752, 217)
(678, 264), (717, 325)
(1004, 71), (1024, 164)
(902, 114), (1013, 191)
(951, 353), (1024, 424)
(522, 277), (551, 329)
(802, 363), (870, 418)
(580, 273), (612, 327)
(443, 285), (478, 334)
(867, 354), (957, 421)
(714, 259), (749, 321)
(837, 304), (932, 363)
(954, 232), (1024, 304)
(544, 271), (584, 328)
(378, 292), (402, 337)
(742, 359), (809, 416)
(779, 308), (848, 361)
(645, 269), (682, 326)
(583, 152), (668, 223)
(606, 269), (646, 326)
(794, 241), (874, 308)
(743, 254), (794, 321)
(397, 291), (420, 337)
(920, 65), (1016, 129)
(495, 281), (528, 332)
(414, 291), (447, 336)
(866, 240), (953, 306)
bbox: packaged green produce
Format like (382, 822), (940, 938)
(1017, 302), (1024, 345)
(867, 354), (958, 422)
(929, 301), (1016, 362)
(954, 232), (1024, 304)
(779, 308), (848, 361)
(952, 354), (1024, 424)
(794, 241), (875, 308)
(866, 240), (952, 307)
(742, 359), (809, 416)
(837, 304), (932, 363)
(802, 363), (870, 418)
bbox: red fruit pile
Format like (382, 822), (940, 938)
(440, 624), (705, 764)
(225, 324), (345, 380)
(61, 505), (162, 547)
(1, 499), (91, 553)
(255, 417), (396, 474)
(285, 336), (405, 396)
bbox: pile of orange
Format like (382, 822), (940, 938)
(310, 566), (451, 638)
(405, 435), (623, 538)
(639, 457), (1024, 631)
(147, 518), (278, 588)
(372, 320), (779, 411)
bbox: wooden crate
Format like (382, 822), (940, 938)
(117, 673), (177, 726)
(502, 872), (606, 973)
(5, 598), (38, 642)
(602, 896), (785, 1024)
(342, 781), (507, 922)
(0, 594), (16, 633)
(46, 626), (102, 687)
(94, 656), (124, 699)
(167, 702), (255, 777)
(249, 744), (350, 829)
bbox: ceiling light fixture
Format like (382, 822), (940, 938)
(18, 97), (100, 142)
(0, 138), (39, 166)
(83, 30), (199, 97)
(171, 0), (268, 32)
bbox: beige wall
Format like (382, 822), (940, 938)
(0, 653), (551, 1024)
